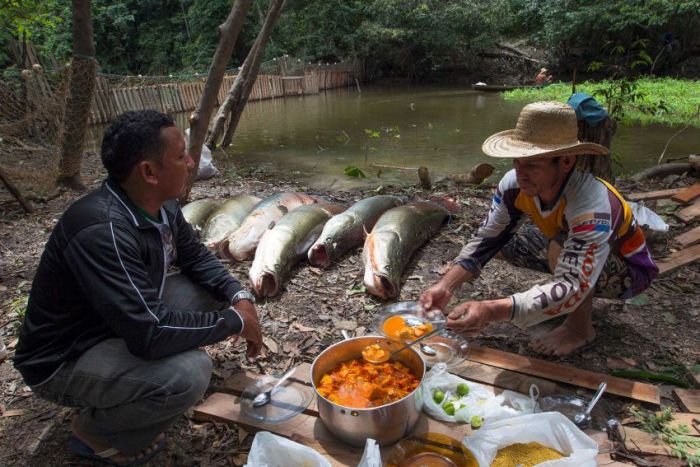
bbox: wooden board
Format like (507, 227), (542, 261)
(674, 226), (700, 248)
(626, 188), (683, 202)
(673, 389), (700, 413)
(675, 199), (700, 223)
(667, 413), (700, 434)
(656, 243), (700, 276)
(467, 345), (660, 404)
(671, 183), (700, 205)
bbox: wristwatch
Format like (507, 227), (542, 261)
(231, 289), (256, 305)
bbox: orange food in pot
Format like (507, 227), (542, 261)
(383, 315), (433, 340)
(317, 359), (420, 408)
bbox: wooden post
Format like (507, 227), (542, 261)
(418, 166), (431, 190)
(576, 117), (616, 182)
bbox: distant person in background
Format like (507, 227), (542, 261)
(534, 67), (553, 84)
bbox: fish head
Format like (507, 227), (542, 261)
(250, 261), (283, 297)
(362, 231), (402, 299)
(308, 216), (352, 267)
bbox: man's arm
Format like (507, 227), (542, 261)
(64, 222), (245, 359)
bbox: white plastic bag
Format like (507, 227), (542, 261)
(356, 438), (381, 467)
(245, 431), (331, 467)
(185, 128), (219, 180)
(423, 364), (533, 424)
(462, 412), (599, 467)
(628, 201), (669, 232)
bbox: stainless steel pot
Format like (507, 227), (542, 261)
(310, 336), (425, 446)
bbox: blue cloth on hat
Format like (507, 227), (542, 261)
(567, 92), (609, 127)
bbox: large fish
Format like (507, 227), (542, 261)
(308, 195), (404, 268)
(362, 200), (457, 299)
(182, 199), (221, 235)
(249, 204), (346, 297)
(200, 195), (261, 250)
(221, 192), (319, 261)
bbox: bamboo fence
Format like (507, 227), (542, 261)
(88, 69), (355, 125)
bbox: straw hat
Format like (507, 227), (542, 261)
(482, 101), (608, 159)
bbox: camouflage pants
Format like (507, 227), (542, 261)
(500, 223), (632, 299)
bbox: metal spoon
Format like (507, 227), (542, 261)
(252, 366), (298, 407)
(364, 327), (443, 364)
(419, 342), (437, 356)
(574, 382), (607, 428)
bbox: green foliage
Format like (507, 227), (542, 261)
(6, 280), (29, 321)
(504, 78), (700, 127)
(629, 406), (700, 466)
(344, 165), (366, 178)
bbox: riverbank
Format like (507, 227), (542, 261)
(504, 78), (700, 127)
(1, 154), (699, 465)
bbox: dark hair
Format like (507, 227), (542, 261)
(100, 110), (175, 181)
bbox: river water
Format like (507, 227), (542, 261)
(87, 85), (700, 190)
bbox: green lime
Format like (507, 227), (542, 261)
(433, 389), (445, 404)
(442, 402), (455, 416)
(470, 415), (483, 428)
(456, 382), (470, 396)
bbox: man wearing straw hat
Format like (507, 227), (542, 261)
(421, 101), (658, 356)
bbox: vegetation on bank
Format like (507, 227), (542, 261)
(504, 78), (700, 127)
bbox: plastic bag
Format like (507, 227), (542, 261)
(357, 438), (381, 467)
(185, 128), (220, 180)
(245, 431), (331, 467)
(628, 201), (669, 232)
(462, 412), (598, 467)
(423, 364), (534, 424)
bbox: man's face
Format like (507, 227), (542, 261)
(151, 126), (195, 199)
(512, 156), (564, 197)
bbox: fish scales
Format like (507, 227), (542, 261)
(363, 202), (449, 299)
(201, 195), (261, 249)
(308, 195), (404, 268)
(182, 199), (221, 234)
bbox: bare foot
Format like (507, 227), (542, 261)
(530, 321), (596, 357)
(71, 417), (164, 464)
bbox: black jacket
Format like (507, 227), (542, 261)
(14, 179), (243, 386)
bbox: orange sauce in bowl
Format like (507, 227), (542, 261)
(316, 359), (420, 408)
(383, 315), (433, 340)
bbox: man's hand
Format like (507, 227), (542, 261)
(233, 300), (262, 359)
(419, 282), (452, 313)
(445, 298), (512, 337)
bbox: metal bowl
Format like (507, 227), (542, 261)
(310, 336), (426, 446)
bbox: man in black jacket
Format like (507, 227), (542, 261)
(14, 110), (262, 465)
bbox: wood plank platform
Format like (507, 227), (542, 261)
(674, 226), (700, 248)
(671, 183), (700, 205)
(657, 243), (700, 276)
(626, 188), (683, 202)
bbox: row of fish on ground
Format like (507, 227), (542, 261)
(182, 192), (459, 300)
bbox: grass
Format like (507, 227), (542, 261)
(629, 406), (700, 466)
(504, 78), (700, 127)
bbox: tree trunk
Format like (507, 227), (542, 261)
(215, 0), (287, 149)
(183, 0), (253, 202)
(576, 117), (616, 182)
(56, 0), (96, 191)
(0, 166), (33, 213)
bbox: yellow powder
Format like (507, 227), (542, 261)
(491, 442), (564, 467)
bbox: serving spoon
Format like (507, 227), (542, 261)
(252, 366), (298, 407)
(574, 382), (607, 428)
(363, 327), (443, 364)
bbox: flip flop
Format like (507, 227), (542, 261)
(68, 435), (166, 466)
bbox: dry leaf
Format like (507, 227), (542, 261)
(606, 357), (636, 370)
(2, 409), (27, 417)
(263, 337), (279, 354)
(294, 323), (315, 332)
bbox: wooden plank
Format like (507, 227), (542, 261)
(675, 200), (700, 223)
(625, 188), (682, 202)
(673, 389), (700, 413)
(667, 413), (700, 434)
(657, 243), (700, 276)
(674, 226), (700, 248)
(671, 183), (700, 205)
(450, 360), (567, 396)
(467, 345), (660, 404)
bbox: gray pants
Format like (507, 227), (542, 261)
(30, 274), (228, 456)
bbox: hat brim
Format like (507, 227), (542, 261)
(482, 129), (609, 159)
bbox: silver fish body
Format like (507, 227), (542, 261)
(182, 199), (221, 234)
(362, 202), (450, 299)
(250, 204), (340, 297)
(222, 192), (318, 261)
(201, 195), (261, 249)
(308, 195), (404, 268)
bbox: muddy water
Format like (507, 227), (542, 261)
(87, 85), (700, 190)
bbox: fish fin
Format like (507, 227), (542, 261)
(278, 205), (289, 215)
(267, 221), (276, 230)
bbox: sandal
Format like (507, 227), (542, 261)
(68, 435), (165, 466)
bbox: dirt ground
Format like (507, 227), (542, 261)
(1, 147), (699, 466)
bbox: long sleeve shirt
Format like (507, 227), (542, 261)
(455, 169), (658, 328)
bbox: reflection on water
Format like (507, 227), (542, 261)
(86, 85), (700, 190)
